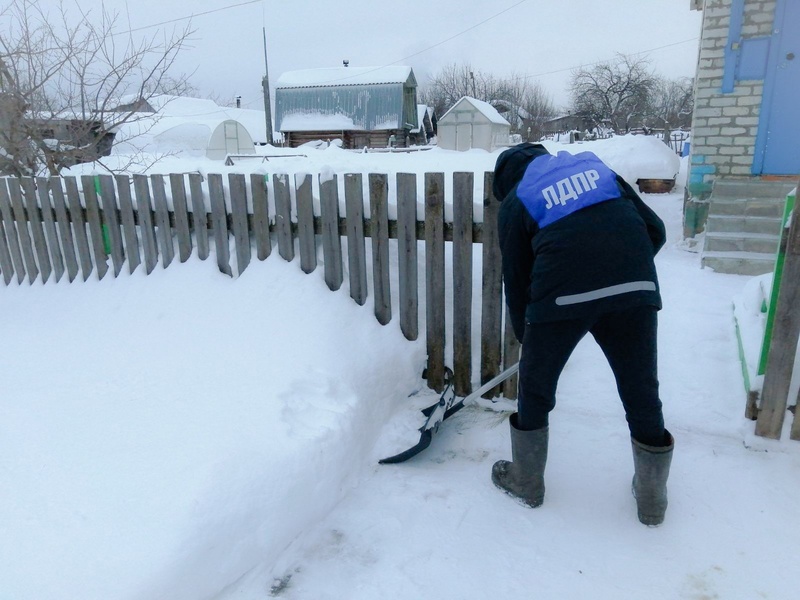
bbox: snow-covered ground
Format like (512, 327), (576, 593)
(2, 137), (799, 600)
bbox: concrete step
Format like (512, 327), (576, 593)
(701, 251), (776, 276)
(703, 231), (780, 253)
(705, 214), (783, 235)
(712, 178), (796, 200)
(707, 198), (785, 218)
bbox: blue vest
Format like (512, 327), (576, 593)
(516, 151), (621, 228)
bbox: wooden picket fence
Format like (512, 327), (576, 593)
(0, 172), (520, 398)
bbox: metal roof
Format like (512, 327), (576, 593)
(275, 66), (415, 89)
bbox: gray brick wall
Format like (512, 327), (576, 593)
(685, 0), (775, 236)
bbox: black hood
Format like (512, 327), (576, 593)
(492, 143), (551, 201)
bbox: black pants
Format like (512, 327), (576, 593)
(517, 305), (666, 447)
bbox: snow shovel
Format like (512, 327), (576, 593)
(379, 362), (520, 464)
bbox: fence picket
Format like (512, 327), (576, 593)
(19, 178), (51, 283)
(36, 177), (65, 282)
(81, 175), (108, 280)
(170, 174), (193, 262)
(295, 173), (316, 274)
(8, 178), (40, 283)
(369, 174), (391, 325)
(0, 181), (15, 284)
(150, 175), (174, 269)
(345, 173), (368, 306)
(480, 172), (503, 396)
(64, 177), (93, 280)
(97, 175), (125, 276)
(250, 174), (271, 261)
(208, 173), (232, 276)
(115, 175), (141, 274)
(132, 175), (158, 274)
(453, 172), (474, 396)
(425, 173), (446, 391)
(189, 173), (209, 260)
(49, 178), (79, 282)
(229, 173), (251, 275)
(396, 173), (418, 341)
(273, 174), (294, 262)
(0, 179), (26, 283)
(320, 174), (343, 291)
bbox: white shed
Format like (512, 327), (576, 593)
(437, 97), (510, 152)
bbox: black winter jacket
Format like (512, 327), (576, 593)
(494, 144), (666, 341)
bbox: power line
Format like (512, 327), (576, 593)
(307, 0), (532, 85)
(510, 37), (700, 82)
(118, 0), (262, 35)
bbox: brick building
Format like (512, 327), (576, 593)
(685, 0), (799, 246)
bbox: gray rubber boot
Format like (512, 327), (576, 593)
(631, 430), (674, 526)
(491, 413), (548, 508)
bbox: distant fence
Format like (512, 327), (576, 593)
(0, 172), (519, 399)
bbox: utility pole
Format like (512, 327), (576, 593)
(262, 27), (274, 145)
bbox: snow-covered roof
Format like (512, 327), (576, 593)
(440, 97), (510, 126)
(276, 66), (414, 89)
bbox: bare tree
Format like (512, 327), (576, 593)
(568, 54), (656, 134)
(646, 76), (694, 130)
(0, 0), (193, 176)
(418, 63), (557, 140)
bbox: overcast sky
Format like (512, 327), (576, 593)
(42, 0), (704, 110)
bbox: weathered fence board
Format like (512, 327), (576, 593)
(49, 178), (79, 282)
(35, 177), (65, 282)
(425, 172), (446, 392)
(81, 175), (109, 280)
(481, 172), (503, 396)
(295, 174), (316, 274)
(756, 195), (800, 440)
(170, 174), (193, 263)
(320, 175), (343, 291)
(20, 178), (52, 283)
(273, 174), (294, 262)
(229, 173), (251, 275)
(115, 175), (141, 275)
(8, 178), (40, 283)
(98, 175), (125, 277)
(189, 173), (209, 261)
(0, 196), (15, 284)
(151, 175), (174, 269)
(452, 172), (474, 397)
(0, 179), (26, 283)
(396, 173), (418, 340)
(65, 177), (93, 281)
(370, 174), (391, 326)
(251, 174), (271, 261)
(133, 174), (158, 275)
(207, 173), (232, 277)
(345, 173), (368, 306)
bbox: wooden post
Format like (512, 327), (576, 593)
(132, 174), (159, 275)
(756, 189), (800, 439)
(150, 175), (174, 269)
(170, 174), (193, 263)
(0, 178), (26, 284)
(396, 173), (418, 340)
(7, 178), (40, 283)
(425, 172), (446, 391)
(97, 175), (125, 276)
(369, 174), (391, 325)
(19, 178), (51, 283)
(64, 177), (94, 281)
(80, 175), (108, 280)
(320, 174), (343, 291)
(250, 174), (271, 261)
(452, 172), (474, 397)
(115, 175), (141, 275)
(345, 173), (368, 306)
(207, 173), (232, 277)
(228, 173), (251, 275)
(295, 174), (316, 274)
(35, 177), (65, 282)
(189, 173), (210, 261)
(49, 177), (79, 282)
(273, 174), (294, 262)
(481, 172), (503, 397)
